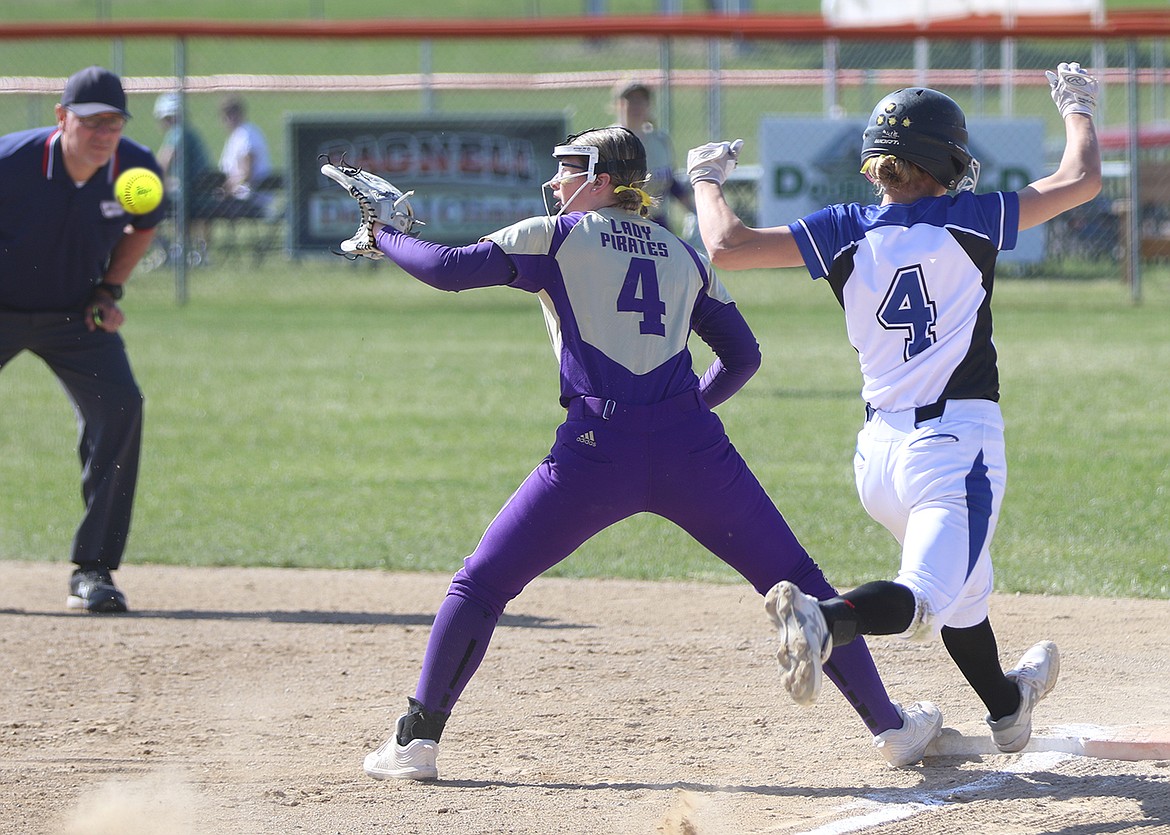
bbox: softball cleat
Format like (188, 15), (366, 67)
(364, 733), (439, 781)
(873, 701), (943, 767)
(765, 580), (832, 706)
(987, 640), (1060, 753)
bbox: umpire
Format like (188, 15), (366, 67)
(0, 66), (164, 612)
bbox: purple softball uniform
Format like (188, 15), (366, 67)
(373, 209), (900, 733)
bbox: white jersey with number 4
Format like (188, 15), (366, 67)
(789, 191), (1020, 412)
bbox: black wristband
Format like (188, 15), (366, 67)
(95, 282), (124, 301)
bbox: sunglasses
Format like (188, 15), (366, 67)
(69, 111), (127, 132)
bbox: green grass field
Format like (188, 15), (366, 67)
(2, 256), (1166, 599)
(2, 1), (1166, 600)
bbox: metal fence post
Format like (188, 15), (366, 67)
(1001, 36), (1015, 116)
(972, 40), (986, 117)
(1126, 38), (1142, 303)
(174, 36), (189, 306)
(707, 35), (722, 142)
(421, 40), (435, 113)
(823, 37), (839, 117)
(659, 37), (673, 138)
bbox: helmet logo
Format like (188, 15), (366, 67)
(862, 87), (973, 192)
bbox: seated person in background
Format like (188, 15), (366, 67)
(153, 92), (218, 242)
(214, 95), (274, 219)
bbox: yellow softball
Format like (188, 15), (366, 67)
(114, 167), (164, 215)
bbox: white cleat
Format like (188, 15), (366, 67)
(764, 581), (832, 706)
(873, 701), (943, 767)
(987, 640), (1061, 753)
(363, 729), (439, 781)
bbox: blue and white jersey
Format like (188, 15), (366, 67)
(789, 191), (1020, 412)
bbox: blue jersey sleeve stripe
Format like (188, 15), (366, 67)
(793, 217), (830, 277)
(997, 191), (1007, 250)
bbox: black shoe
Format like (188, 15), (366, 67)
(67, 569), (128, 613)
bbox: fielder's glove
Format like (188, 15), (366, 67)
(686, 139), (744, 187)
(1046, 62), (1098, 120)
(320, 159), (423, 260)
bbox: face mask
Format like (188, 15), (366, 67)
(543, 143), (599, 218)
(954, 157), (981, 193)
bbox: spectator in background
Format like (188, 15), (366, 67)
(216, 95), (273, 218)
(612, 79), (695, 234)
(153, 92), (217, 244)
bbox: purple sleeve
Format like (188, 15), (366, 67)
(374, 227), (517, 292)
(691, 296), (762, 409)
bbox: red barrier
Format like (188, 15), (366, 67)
(1, 12), (1169, 41)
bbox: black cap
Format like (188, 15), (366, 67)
(61, 66), (130, 119)
(616, 79), (651, 100)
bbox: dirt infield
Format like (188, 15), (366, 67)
(2, 561), (1167, 835)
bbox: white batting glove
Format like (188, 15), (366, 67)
(1045, 62), (1098, 120)
(687, 139), (744, 187)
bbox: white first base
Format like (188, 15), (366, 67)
(926, 724), (1170, 762)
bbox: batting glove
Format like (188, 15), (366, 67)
(1045, 62), (1098, 120)
(687, 139), (744, 187)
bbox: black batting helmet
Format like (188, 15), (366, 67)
(861, 88), (975, 191)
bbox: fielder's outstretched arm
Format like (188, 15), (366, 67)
(374, 225), (517, 292)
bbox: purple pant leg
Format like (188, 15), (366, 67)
(415, 420), (646, 712)
(647, 410), (821, 592)
(415, 407), (900, 736)
(648, 411), (901, 735)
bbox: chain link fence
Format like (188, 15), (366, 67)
(2, 20), (1167, 295)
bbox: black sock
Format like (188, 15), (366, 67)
(941, 619), (1020, 719)
(820, 597), (860, 646)
(397, 697), (450, 744)
(822, 580), (917, 646)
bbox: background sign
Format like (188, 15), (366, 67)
(757, 117), (1046, 263)
(821, 0), (1102, 27)
(288, 113), (568, 253)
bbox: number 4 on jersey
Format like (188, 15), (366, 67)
(617, 257), (666, 336)
(877, 265), (937, 361)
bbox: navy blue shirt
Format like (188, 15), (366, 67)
(0, 127), (164, 312)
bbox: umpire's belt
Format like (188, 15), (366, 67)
(568, 389), (703, 430)
(865, 399), (947, 424)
